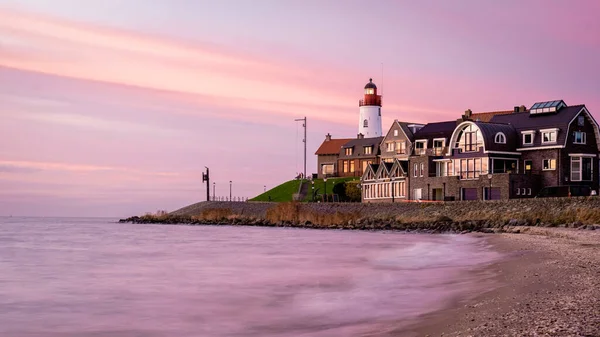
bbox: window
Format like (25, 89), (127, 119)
(365, 88), (374, 95)
(321, 164), (334, 175)
(573, 157), (593, 181)
(524, 160), (532, 173)
(345, 147), (353, 156)
(453, 158), (486, 179)
(362, 160), (372, 173)
(386, 142), (395, 152)
(363, 119), (368, 128)
(436, 161), (452, 177)
(420, 163), (424, 177)
(528, 188), (532, 196)
(454, 124), (483, 153)
(394, 130), (399, 137)
(543, 159), (556, 171)
(433, 139), (445, 155)
(415, 141), (426, 155)
(364, 146), (372, 155)
(542, 131), (557, 144)
(523, 132), (534, 145)
(413, 163), (418, 178)
(343, 160), (348, 173)
(495, 132), (506, 144)
(578, 115), (585, 126)
(574, 131), (586, 144)
(396, 141), (406, 154)
(350, 161), (355, 173)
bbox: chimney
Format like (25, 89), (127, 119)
(519, 105), (527, 112)
(357, 133), (364, 139)
(325, 133), (331, 141)
(463, 109), (472, 119)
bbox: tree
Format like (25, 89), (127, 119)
(344, 182), (362, 202)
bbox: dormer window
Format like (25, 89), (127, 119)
(345, 147), (354, 156)
(494, 132), (506, 144)
(541, 128), (558, 144)
(364, 146), (373, 155)
(522, 131), (535, 146)
(415, 140), (427, 155)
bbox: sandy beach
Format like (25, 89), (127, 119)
(402, 227), (600, 336)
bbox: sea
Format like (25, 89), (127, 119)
(0, 217), (502, 337)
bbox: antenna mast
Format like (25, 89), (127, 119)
(381, 63), (384, 96)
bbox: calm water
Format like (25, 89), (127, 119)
(0, 217), (501, 337)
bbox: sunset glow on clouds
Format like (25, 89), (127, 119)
(1, 0), (600, 216)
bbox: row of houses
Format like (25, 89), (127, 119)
(316, 94), (600, 201)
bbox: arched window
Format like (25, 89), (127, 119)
(363, 119), (368, 128)
(453, 123), (483, 152)
(495, 132), (506, 144)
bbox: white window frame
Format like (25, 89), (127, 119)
(522, 130), (535, 146)
(415, 140), (427, 155)
(494, 132), (506, 144)
(419, 163), (424, 177)
(540, 128), (558, 144)
(386, 142), (395, 152)
(542, 159), (556, 171)
(413, 163), (418, 178)
(393, 129), (399, 137)
(574, 131), (586, 144)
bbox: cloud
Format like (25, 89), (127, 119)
(0, 160), (179, 177)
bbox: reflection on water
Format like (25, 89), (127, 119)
(0, 217), (500, 336)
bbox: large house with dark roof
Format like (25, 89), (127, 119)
(360, 100), (600, 202)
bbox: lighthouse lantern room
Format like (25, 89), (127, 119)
(358, 78), (383, 137)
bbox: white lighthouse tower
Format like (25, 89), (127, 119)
(358, 78), (382, 137)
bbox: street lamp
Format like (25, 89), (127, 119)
(323, 177), (328, 202)
(229, 180), (232, 201)
(213, 182), (215, 201)
(264, 185), (266, 192)
(487, 174), (493, 200)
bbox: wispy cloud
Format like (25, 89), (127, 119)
(0, 160), (179, 177)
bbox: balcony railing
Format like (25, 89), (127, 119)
(359, 97), (382, 107)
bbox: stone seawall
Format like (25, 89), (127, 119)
(120, 198), (600, 233)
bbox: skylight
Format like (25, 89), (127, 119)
(530, 100), (566, 114)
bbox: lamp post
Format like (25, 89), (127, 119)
(487, 174), (493, 200)
(311, 180), (315, 202)
(324, 177), (328, 202)
(229, 180), (232, 201)
(212, 182), (215, 201)
(264, 185), (266, 192)
(391, 180), (395, 203)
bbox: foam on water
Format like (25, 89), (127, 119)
(0, 217), (502, 337)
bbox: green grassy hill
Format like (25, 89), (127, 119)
(250, 177), (359, 202)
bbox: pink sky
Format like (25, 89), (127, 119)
(1, 1), (600, 217)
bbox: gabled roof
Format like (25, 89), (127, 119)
(489, 105), (585, 148)
(471, 110), (514, 122)
(339, 137), (383, 158)
(315, 138), (352, 155)
(413, 121), (456, 139)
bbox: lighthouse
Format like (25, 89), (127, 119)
(358, 78), (382, 137)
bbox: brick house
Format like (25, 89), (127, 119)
(315, 133), (352, 178)
(361, 100), (600, 202)
(337, 134), (383, 178)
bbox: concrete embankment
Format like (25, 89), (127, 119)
(120, 197), (600, 233)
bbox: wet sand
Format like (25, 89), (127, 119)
(403, 227), (600, 336)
